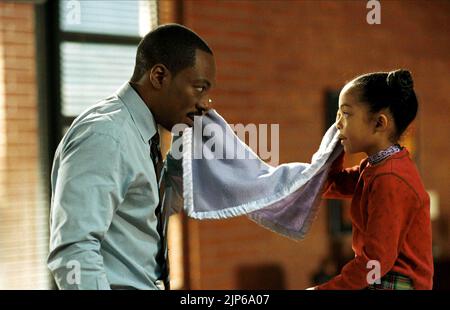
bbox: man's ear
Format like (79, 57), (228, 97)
(149, 64), (170, 89)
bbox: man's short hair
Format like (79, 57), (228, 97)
(130, 23), (213, 82)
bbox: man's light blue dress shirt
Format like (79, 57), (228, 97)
(48, 82), (166, 289)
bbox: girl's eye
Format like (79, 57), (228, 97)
(195, 86), (206, 93)
(340, 111), (350, 118)
(336, 111), (350, 121)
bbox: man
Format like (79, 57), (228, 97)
(48, 24), (216, 289)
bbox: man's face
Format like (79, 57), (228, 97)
(158, 49), (216, 131)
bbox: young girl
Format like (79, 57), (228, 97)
(316, 69), (433, 290)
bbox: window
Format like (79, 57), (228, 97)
(59, 0), (151, 37)
(58, 0), (157, 129)
(60, 42), (137, 116)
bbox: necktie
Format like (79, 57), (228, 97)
(150, 133), (170, 289)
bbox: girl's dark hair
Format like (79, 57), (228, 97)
(350, 69), (418, 140)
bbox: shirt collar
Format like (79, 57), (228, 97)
(116, 82), (158, 144)
(364, 148), (409, 171)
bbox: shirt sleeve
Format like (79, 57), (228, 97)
(317, 174), (420, 290)
(48, 131), (126, 290)
(323, 152), (361, 199)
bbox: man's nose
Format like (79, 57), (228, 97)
(197, 98), (212, 114)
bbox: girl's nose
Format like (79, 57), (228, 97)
(335, 113), (342, 130)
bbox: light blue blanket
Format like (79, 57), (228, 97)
(164, 109), (342, 240)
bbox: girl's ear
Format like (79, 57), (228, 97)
(374, 113), (389, 132)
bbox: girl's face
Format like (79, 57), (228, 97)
(335, 84), (378, 155)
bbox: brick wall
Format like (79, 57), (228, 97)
(179, 0), (450, 289)
(0, 2), (49, 289)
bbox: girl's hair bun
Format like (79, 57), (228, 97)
(387, 69), (414, 98)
